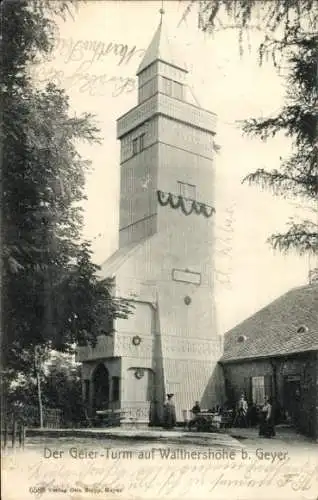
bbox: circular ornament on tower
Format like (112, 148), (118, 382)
(135, 368), (144, 379)
(184, 296), (191, 305)
(132, 335), (141, 346)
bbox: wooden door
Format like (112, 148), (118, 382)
(284, 377), (301, 428)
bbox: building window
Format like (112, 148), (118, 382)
(132, 134), (145, 156)
(132, 138), (138, 155)
(112, 376), (120, 402)
(173, 81), (183, 100)
(162, 77), (183, 99)
(251, 376), (265, 405)
(178, 181), (196, 200)
(162, 77), (172, 96)
(139, 133), (145, 151)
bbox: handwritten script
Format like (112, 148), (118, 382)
(28, 458), (318, 498)
(3, 447), (318, 500)
(53, 36), (145, 66)
(32, 36), (145, 98)
(32, 63), (136, 98)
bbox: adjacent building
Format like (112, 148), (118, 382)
(220, 284), (318, 438)
(76, 14), (224, 423)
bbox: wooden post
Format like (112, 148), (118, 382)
(20, 424), (25, 448)
(315, 351), (318, 441)
(23, 425), (26, 448)
(18, 423), (25, 448)
(1, 370), (8, 449)
(12, 419), (17, 448)
(36, 369), (44, 427)
(3, 422), (7, 449)
(35, 346), (44, 428)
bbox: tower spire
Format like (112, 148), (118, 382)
(137, 0), (187, 75)
(159, 0), (165, 25)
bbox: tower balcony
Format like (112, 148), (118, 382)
(117, 92), (217, 139)
(76, 335), (115, 362)
(75, 332), (154, 362)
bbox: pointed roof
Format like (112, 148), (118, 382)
(137, 18), (187, 75)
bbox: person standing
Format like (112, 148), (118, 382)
(162, 394), (176, 429)
(234, 393), (248, 427)
(259, 397), (276, 438)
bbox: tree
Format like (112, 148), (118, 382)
(42, 353), (83, 427)
(7, 351), (84, 427)
(183, 0), (318, 255)
(1, 0), (132, 420)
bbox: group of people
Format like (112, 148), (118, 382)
(162, 396), (202, 430)
(161, 392), (276, 438)
(235, 393), (276, 438)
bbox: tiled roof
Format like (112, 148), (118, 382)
(220, 284), (318, 363)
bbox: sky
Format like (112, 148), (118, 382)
(36, 0), (314, 334)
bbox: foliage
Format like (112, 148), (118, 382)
(1, 0), (133, 383)
(41, 353), (83, 426)
(183, 0), (318, 254)
(7, 353), (84, 426)
(195, 1), (317, 57)
(55, 242), (133, 349)
(309, 266), (318, 283)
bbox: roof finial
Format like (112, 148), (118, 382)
(159, 0), (165, 25)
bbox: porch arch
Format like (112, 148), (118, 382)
(92, 363), (110, 412)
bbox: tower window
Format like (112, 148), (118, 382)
(178, 181), (196, 200)
(132, 138), (138, 155)
(139, 133), (145, 151)
(162, 77), (172, 96)
(132, 134), (146, 156)
(173, 82), (183, 100)
(161, 77), (183, 100)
